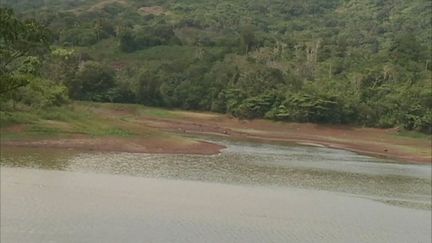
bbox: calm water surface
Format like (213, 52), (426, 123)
(1, 139), (431, 242)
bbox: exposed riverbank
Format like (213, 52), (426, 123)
(1, 102), (430, 163)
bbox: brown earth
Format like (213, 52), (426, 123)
(136, 115), (431, 164)
(138, 6), (165, 15)
(2, 137), (224, 155)
(1, 103), (430, 163)
(87, 0), (127, 12)
(143, 119), (431, 163)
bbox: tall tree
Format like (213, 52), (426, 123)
(0, 8), (51, 94)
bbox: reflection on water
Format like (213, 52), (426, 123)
(1, 139), (431, 209)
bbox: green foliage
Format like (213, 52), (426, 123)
(118, 29), (136, 52)
(0, 8), (68, 113)
(0, 110), (38, 127)
(60, 28), (98, 46)
(235, 93), (278, 119)
(3, 0), (431, 133)
(13, 77), (69, 108)
(72, 61), (116, 101)
(0, 7), (51, 94)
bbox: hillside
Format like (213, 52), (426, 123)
(1, 0), (431, 132)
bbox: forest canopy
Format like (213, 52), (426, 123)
(1, 0), (431, 132)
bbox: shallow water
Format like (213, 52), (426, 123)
(1, 139), (431, 242)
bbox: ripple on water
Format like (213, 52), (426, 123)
(1, 139), (431, 210)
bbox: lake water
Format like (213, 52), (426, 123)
(1, 139), (431, 242)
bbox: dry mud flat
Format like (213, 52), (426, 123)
(2, 137), (224, 155)
(140, 115), (431, 163)
(1, 103), (430, 163)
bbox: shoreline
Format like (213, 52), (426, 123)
(226, 135), (431, 164)
(0, 138), (226, 156)
(0, 102), (430, 164)
(1, 130), (429, 164)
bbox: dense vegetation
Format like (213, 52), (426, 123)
(1, 0), (431, 133)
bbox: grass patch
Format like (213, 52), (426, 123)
(0, 111), (39, 127)
(22, 125), (74, 139)
(28, 125), (63, 134)
(136, 106), (178, 118)
(36, 105), (88, 121)
(1, 124), (72, 140)
(0, 132), (27, 140)
(88, 127), (134, 137)
(77, 101), (179, 119)
(396, 130), (431, 140)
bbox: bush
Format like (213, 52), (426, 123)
(72, 61), (116, 101)
(0, 111), (38, 127)
(3, 77), (69, 109)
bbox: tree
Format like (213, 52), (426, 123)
(73, 61), (116, 101)
(118, 28), (136, 52)
(136, 69), (163, 106)
(239, 24), (256, 54)
(0, 8), (51, 94)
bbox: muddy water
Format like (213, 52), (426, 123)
(1, 139), (431, 242)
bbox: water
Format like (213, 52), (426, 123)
(1, 139), (431, 242)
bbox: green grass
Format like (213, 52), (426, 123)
(36, 106), (87, 121)
(0, 102), (183, 140)
(0, 111), (39, 127)
(396, 130), (431, 140)
(136, 106), (178, 118)
(77, 101), (180, 119)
